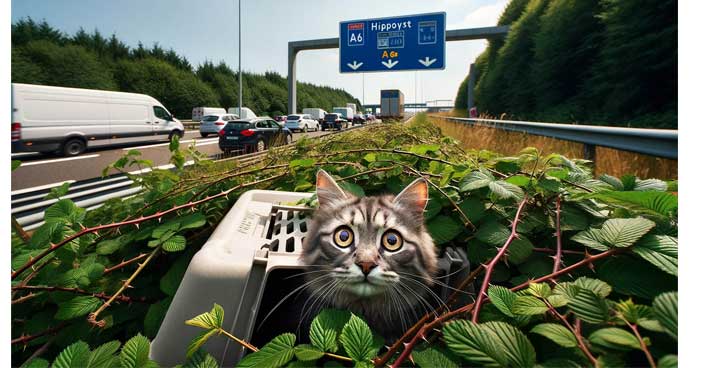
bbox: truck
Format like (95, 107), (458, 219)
(346, 103), (357, 115)
(380, 89), (404, 119)
(227, 107), (257, 119)
(332, 106), (354, 121)
(302, 108), (327, 123)
(192, 107), (226, 122)
(11, 83), (184, 156)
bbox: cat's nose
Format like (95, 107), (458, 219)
(356, 261), (377, 275)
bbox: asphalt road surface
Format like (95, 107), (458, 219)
(11, 129), (332, 191)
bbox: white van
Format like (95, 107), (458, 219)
(302, 108), (327, 122)
(11, 83), (185, 156)
(192, 107), (226, 122)
(227, 107), (257, 119)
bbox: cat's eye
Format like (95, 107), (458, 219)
(333, 226), (354, 248)
(381, 230), (403, 252)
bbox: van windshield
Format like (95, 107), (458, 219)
(203, 115), (219, 121)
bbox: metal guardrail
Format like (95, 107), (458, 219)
(433, 116), (678, 160)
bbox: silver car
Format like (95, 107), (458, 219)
(199, 113), (238, 137)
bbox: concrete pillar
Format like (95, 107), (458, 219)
(287, 43), (297, 115)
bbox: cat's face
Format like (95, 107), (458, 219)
(301, 170), (438, 300)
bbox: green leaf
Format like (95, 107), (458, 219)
(12, 160), (21, 171)
(488, 180), (524, 200)
(161, 254), (191, 296)
(459, 170), (494, 192)
(152, 221), (181, 239)
(44, 199), (84, 224)
(309, 309), (351, 353)
(289, 158), (316, 168)
(186, 329), (219, 359)
(505, 175), (531, 187)
(597, 256), (676, 299)
(512, 296), (549, 315)
(52, 341), (90, 368)
(363, 153), (376, 162)
(530, 323), (577, 348)
(653, 291), (677, 339)
(458, 197), (486, 223)
(186, 303), (224, 330)
(592, 191), (677, 217)
(589, 328), (641, 350)
(120, 334), (158, 368)
(632, 235), (678, 276)
(427, 215), (464, 245)
(44, 182), (72, 200)
(339, 314), (376, 363)
(423, 198), (442, 220)
(487, 285), (517, 317)
(413, 347), (461, 368)
(86, 340), (121, 368)
(482, 321), (536, 368)
(182, 350), (220, 368)
(568, 289), (609, 324)
(162, 235), (187, 252)
(657, 355), (678, 368)
(339, 181), (365, 197)
(178, 213), (208, 231)
(476, 221), (510, 245)
(573, 277), (612, 298)
(96, 238), (122, 255)
(443, 320), (507, 366)
(144, 297), (172, 338)
(599, 218), (656, 247)
(21, 358), (49, 368)
(55, 296), (101, 320)
(294, 344), (325, 361)
(634, 178), (668, 191)
(238, 333), (296, 368)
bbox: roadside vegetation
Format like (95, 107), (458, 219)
(11, 114), (677, 367)
(11, 18), (361, 118)
(455, 0), (677, 129)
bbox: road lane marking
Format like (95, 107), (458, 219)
(19, 154), (100, 167)
(123, 138), (218, 150)
(11, 180), (77, 196)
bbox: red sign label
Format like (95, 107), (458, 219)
(348, 23), (364, 30)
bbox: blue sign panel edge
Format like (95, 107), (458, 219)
(338, 12), (447, 74)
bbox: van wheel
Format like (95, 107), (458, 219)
(200, 132), (208, 138)
(302, 125), (308, 133)
(62, 138), (86, 157)
(169, 130), (184, 141)
(256, 139), (266, 152)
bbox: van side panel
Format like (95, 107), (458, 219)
(108, 98), (156, 145)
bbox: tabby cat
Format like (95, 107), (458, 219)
(300, 170), (439, 336)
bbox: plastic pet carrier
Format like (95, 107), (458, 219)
(150, 189), (471, 367)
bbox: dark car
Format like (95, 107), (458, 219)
(218, 117), (292, 154)
(352, 114), (367, 125)
(322, 113), (349, 131)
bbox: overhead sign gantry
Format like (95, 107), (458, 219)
(339, 12), (446, 73)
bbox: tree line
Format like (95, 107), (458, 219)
(454, 0), (676, 129)
(11, 18), (361, 119)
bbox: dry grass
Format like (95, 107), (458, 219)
(429, 116), (677, 179)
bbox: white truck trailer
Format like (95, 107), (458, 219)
(332, 107), (354, 121)
(302, 108), (327, 122)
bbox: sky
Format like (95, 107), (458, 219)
(11, 0), (508, 106)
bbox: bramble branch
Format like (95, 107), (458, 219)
(103, 253), (149, 275)
(11, 323), (67, 346)
(11, 285), (148, 304)
(624, 320), (656, 368)
(553, 196), (563, 273)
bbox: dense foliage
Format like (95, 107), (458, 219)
(455, 0), (677, 129)
(11, 18), (361, 118)
(11, 115), (677, 367)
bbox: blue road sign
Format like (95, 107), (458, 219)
(339, 12), (446, 73)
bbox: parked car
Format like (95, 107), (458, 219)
(274, 115), (287, 123)
(199, 113), (238, 137)
(218, 117), (292, 154)
(302, 108), (327, 123)
(285, 114), (319, 132)
(322, 113), (349, 131)
(227, 107), (257, 119)
(11, 83), (184, 156)
(364, 113), (376, 122)
(352, 114), (367, 125)
(192, 107), (226, 122)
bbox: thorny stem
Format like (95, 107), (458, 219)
(11, 285), (148, 304)
(532, 247), (585, 256)
(544, 298), (598, 367)
(553, 196), (563, 273)
(339, 166), (399, 181)
(103, 253), (149, 275)
(472, 197), (529, 323)
(624, 320), (657, 368)
(218, 328), (259, 353)
(316, 148), (458, 167)
(11, 323), (67, 345)
(12, 172), (288, 280)
(88, 246), (161, 327)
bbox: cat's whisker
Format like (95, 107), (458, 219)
(282, 269), (333, 280)
(397, 275), (451, 313)
(394, 281), (437, 319)
(395, 271), (474, 296)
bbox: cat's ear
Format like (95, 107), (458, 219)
(394, 178), (429, 215)
(316, 169), (348, 207)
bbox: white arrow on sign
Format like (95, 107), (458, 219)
(418, 57), (437, 67)
(347, 61), (363, 70)
(381, 59), (399, 69)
